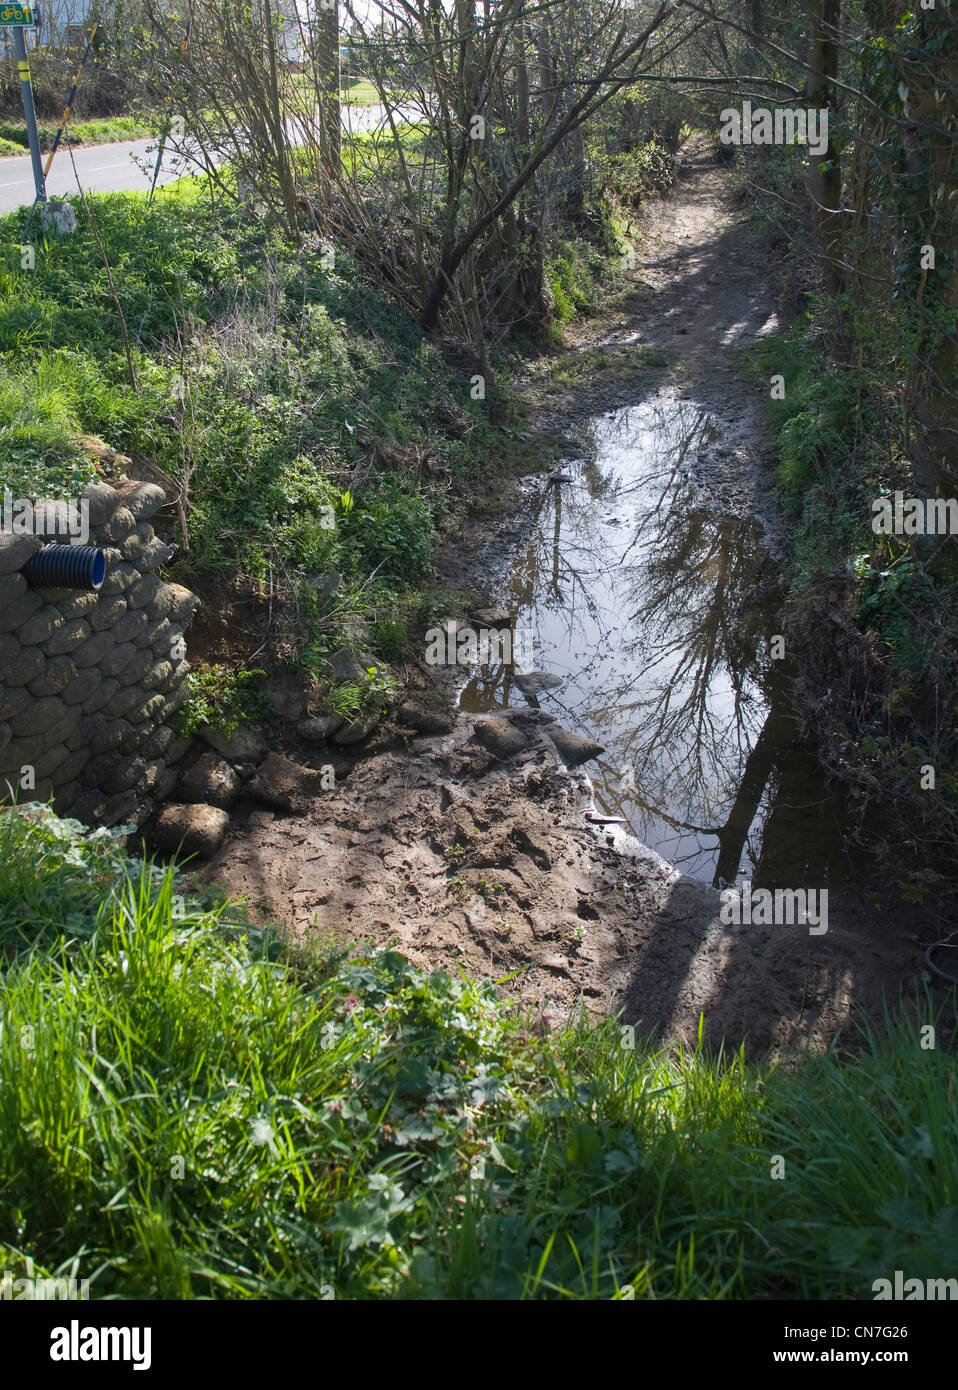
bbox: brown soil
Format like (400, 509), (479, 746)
(195, 138), (934, 1060)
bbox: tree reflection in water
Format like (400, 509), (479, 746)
(459, 397), (848, 887)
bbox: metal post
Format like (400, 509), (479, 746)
(13, 25), (45, 204)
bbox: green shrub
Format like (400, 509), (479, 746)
(176, 664), (267, 738)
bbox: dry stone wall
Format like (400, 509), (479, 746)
(0, 479), (199, 827)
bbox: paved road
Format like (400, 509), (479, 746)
(0, 103), (420, 214)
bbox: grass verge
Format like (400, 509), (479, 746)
(0, 115), (157, 154)
(0, 804), (952, 1300)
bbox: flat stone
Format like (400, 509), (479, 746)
(474, 717), (528, 759)
(112, 609), (148, 643)
(78, 676), (119, 715)
(177, 751), (241, 809)
(513, 671), (564, 695)
(89, 596), (127, 632)
(126, 574), (162, 610)
(11, 696), (65, 739)
(155, 767), (178, 802)
(121, 524), (154, 564)
(136, 617), (171, 651)
(102, 686), (141, 719)
(138, 538), (176, 572)
(547, 726), (606, 768)
(148, 583), (199, 624)
(73, 631), (116, 669)
(0, 535), (40, 576)
(19, 608), (64, 647)
(139, 725), (175, 760)
(28, 655), (77, 698)
(97, 506), (137, 545)
(41, 617), (91, 657)
(0, 572), (26, 607)
(0, 686), (30, 721)
(81, 481), (120, 527)
(99, 562), (138, 595)
(198, 721), (266, 763)
(100, 641), (135, 678)
(0, 643), (43, 686)
(54, 591), (99, 621)
(63, 668), (102, 707)
(0, 590), (43, 634)
(103, 755), (164, 797)
(113, 481), (167, 522)
(152, 804), (229, 859)
(247, 752), (321, 811)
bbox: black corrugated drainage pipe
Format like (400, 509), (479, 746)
(21, 544), (106, 591)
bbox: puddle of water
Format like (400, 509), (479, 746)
(458, 396), (851, 889)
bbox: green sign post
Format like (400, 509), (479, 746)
(2, 5), (45, 206)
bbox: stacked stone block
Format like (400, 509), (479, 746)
(0, 479), (199, 827)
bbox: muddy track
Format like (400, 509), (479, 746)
(196, 139), (926, 1059)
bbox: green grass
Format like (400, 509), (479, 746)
(342, 78), (382, 107)
(0, 804), (952, 1300)
(0, 175), (512, 681)
(0, 115), (157, 154)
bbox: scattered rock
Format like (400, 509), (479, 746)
(471, 606), (512, 628)
(41, 200), (77, 236)
(547, 727), (605, 768)
(152, 803), (229, 859)
(298, 714), (343, 743)
(475, 717), (528, 759)
(499, 707), (556, 726)
(177, 752), (241, 809)
(514, 671), (564, 695)
(247, 751), (322, 811)
(329, 646), (380, 682)
(198, 721), (267, 763)
(332, 711), (381, 746)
